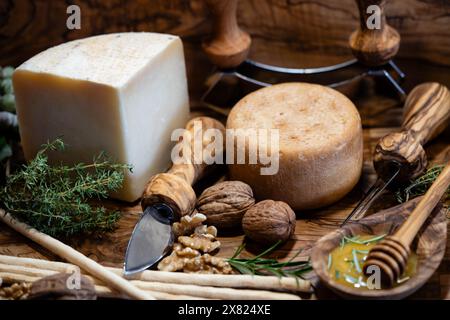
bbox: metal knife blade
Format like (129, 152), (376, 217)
(341, 163), (401, 226)
(123, 204), (174, 275)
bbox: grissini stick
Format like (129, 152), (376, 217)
(124, 117), (225, 275)
(0, 211), (154, 300)
(0, 254), (312, 293)
(364, 161), (450, 287)
(342, 82), (450, 225)
(0, 256), (305, 299)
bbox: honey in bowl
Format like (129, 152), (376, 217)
(328, 234), (417, 290)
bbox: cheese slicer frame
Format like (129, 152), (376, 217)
(201, 0), (406, 110)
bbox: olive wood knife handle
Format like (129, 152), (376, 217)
(349, 0), (400, 66)
(373, 82), (450, 183)
(202, 0), (251, 69)
(141, 117), (225, 220)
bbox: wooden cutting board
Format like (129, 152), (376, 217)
(0, 61), (449, 300)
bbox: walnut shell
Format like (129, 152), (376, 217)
(242, 200), (296, 245)
(197, 181), (255, 229)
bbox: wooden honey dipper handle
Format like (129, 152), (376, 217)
(349, 0), (400, 66)
(373, 83), (450, 184)
(364, 161), (450, 286)
(202, 0), (251, 69)
(394, 162), (450, 245)
(141, 117), (225, 220)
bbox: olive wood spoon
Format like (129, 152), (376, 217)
(202, 0), (251, 69)
(373, 82), (450, 185)
(349, 0), (400, 66)
(363, 161), (450, 287)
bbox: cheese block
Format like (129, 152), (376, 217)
(13, 32), (189, 202)
(227, 83), (363, 210)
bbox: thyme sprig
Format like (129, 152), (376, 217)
(0, 139), (132, 237)
(395, 165), (449, 203)
(227, 241), (312, 279)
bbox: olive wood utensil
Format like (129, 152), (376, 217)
(363, 161), (450, 287)
(202, 0), (251, 69)
(199, 0), (377, 109)
(311, 196), (447, 299)
(348, 0), (405, 96)
(124, 117), (225, 275)
(349, 0), (400, 67)
(342, 82), (450, 225)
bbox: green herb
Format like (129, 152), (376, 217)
(227, 241), (312, 279)
(343, 234), (386, 244)
(344, 274), (358, 284)
(0, 139), (132, 237)
(352, 249), (362, 273)
(396, 165), (450, 203)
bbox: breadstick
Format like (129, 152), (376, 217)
(0, 211), (154, 300)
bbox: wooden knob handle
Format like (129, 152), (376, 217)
(349, 0), (400, 66)
(374, 83), (450, 183)
(202, 0), (251, 69)
(141, 117), (225, 220)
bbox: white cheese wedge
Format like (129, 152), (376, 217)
(227, 83), (363, 210)
(13, 32), (190, 202)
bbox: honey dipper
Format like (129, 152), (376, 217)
(363, 161), (450, 287)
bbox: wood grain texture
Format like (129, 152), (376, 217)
(373, 83), (450, 183)
(141, 117), (225, 219)
(1, 106), (448, 299)
(363, 162), (450, 287)
(349, 0), (400, 66)
(0, 0), (450, 298)
(202, 0), (251, 69)
(312, 197), (448, 299)
(1, 0), (450, 70)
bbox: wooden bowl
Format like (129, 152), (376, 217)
(311, 197), (447, 299)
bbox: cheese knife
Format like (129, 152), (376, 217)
(124, 117), (225, 275)
(341, 82), (450, 225)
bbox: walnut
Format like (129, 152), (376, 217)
(183, 254), (235, 274)
(158, 235), (226, 273)
(242, 200), (296, 245)
(197, 181), (255, 229)
(172, 212), (207, 237)
(0, 282), (31, 300)
(175, 246), (201, 258)
(178, 234), (221, 253)
(158, 251), (189, 272)
(194, 225), (218, 238)
(158, 204), (230, 274)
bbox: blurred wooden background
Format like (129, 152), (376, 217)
(1, 0), (450, 97)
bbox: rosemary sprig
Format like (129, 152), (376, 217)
(227, 241), (312, 279)
(395, 165), (450, 203)
(0, 139), (132, 238)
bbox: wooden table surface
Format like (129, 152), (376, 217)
(0, 57), (449, 299)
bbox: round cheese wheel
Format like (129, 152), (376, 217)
(227, 83), (363, 210)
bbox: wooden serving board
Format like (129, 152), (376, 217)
(1, 58), (449, 300)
